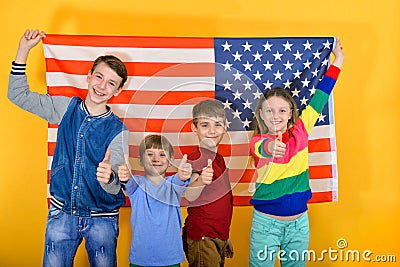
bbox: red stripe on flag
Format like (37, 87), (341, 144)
(129, 62), (214, 77)
(48, 87), (87, 99)
(308, 191), (334, 203)
(218, 144), (252, 157)
(229, 169), (256, 183)
(124, 196), (131, 207)
(45, 58), (215, 77)
(124, 118), (192, 133)
(43, 35), (214, 48)
(233, 196), (252, 206)
(309, 138), (332, 153)
(115, 90), (214, 105)
(309, 165), (333, 179)
(45, 59), (92, 74)
(48, 142), (56, 156)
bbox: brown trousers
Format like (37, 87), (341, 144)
(183, 236), (227, 267)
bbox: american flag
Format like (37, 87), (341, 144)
(43, 35), (338, 206)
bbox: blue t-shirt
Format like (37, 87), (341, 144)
(124, 173), (190, 266)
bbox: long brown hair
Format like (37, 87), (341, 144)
(252, 87), (299, 135)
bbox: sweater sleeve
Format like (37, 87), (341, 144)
(250, 135), (273, 159)
(170, 173), (191, 196)
(123, 175), (139, 196)
(300, 65), (341, 133)
(8, 62), (71, 124)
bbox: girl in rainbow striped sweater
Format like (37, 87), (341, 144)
(249, 38), (344, 267)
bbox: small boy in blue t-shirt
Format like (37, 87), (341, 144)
(118, 134), (193, 267)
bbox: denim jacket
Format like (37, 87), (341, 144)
(49, 97), (127, 217)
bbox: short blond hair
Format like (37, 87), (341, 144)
(192, 100), (226, 126)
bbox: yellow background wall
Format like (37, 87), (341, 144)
(1, 0), (399, 266)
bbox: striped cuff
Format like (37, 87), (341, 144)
(325, 65), (341, 80)
(259, 138), (273, 158)
(11, 61), (26, 75)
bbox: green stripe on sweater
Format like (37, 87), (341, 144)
(309, 90), (329, 114)
(253, 170), (311, 200)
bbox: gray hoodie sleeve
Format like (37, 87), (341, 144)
(8, 74), (70, 124)
(99, 129), (130, 194)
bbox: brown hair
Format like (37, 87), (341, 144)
(90, 55), (128, 89)
(192, 99), (226, 126)
(253, 87), (299, 135)
(138, 134), (174, 160)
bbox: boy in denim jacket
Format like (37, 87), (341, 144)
(8, 29), (129, 267)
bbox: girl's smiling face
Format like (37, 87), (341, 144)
(259, 96), (292, 135)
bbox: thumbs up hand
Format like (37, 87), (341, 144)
(198, 159), (213, 185)
(97, 149), (113, 184)
(267, 131), (286, 158)
(177, 154), (192, 181)
(118, 154), (132, 182)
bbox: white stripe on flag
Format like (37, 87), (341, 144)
(309, 178), (334, 193)
(110, 104), (193, 119)
(45, 72), (215, 91)
(308, 152), (337, 166)
(309, 124), (336, 140)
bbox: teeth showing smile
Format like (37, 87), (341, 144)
(94, 89), (105, 96)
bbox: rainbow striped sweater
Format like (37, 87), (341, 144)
(249, 65), (341, 216)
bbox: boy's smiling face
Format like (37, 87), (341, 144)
(86, 62), (123, 106)
(191, 116), (227, 151)
(140, 147), (171, 177)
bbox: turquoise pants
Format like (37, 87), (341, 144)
(249, 209), (310, 267)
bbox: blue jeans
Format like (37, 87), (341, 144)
(43, 205), (119, 267)
(249, 210), (310, 267)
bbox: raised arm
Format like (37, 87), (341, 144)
(8, 29), (70, 124)
(300, 37), (345, 133)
